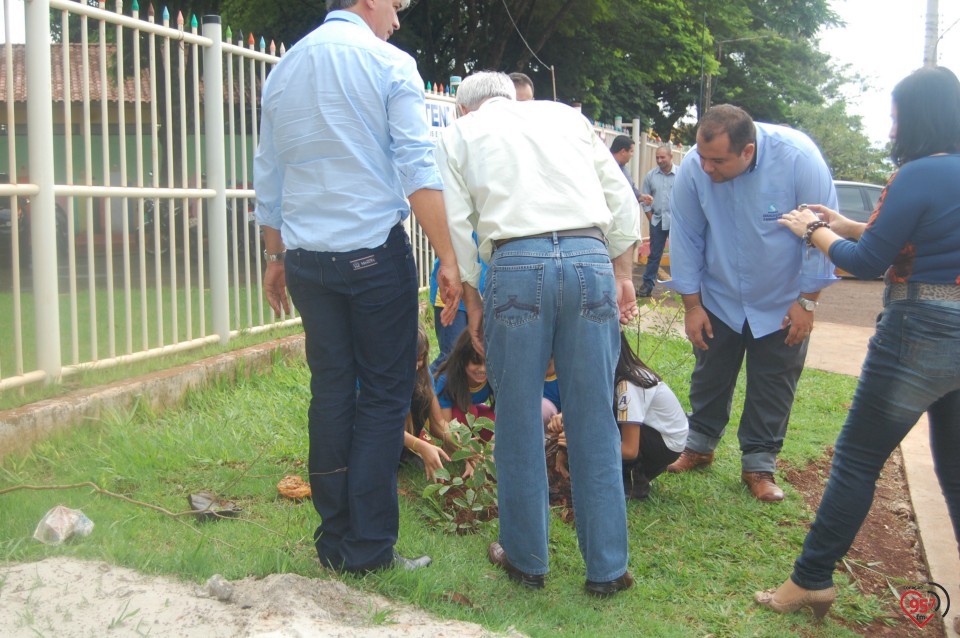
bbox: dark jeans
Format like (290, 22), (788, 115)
(284, 224), (419, 573)
(686, 307), (808, 472)
(429, 307), (467, 376)
(642, 222), (669, 290)
(792, 299), (960, 590)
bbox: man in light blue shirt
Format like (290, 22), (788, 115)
(665, 104), (837, 502)
(254, 0), (462, 574)
(638, 144), (676, 296)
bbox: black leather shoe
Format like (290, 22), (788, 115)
(487, 541), (545, 589)
(585, 571), (634, 597)
(391, 550), (432, 570)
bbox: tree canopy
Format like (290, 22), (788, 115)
(210, 0), (886, 174)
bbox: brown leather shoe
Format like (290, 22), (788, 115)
(665, 448), (714, 473)
(585, 571), (634, 597)
(487, 541), (545, 589)
(742, 471), (785, 502)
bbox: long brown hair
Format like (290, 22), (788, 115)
(615, 331), (660, 389)
(434, 330), (490, 413)
(409, 323), (434, 431)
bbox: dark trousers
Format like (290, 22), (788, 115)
(641, 221), (669, 289)
(623, 424), (682, 482)
(686, 307), (808, 472)
(285, 224), (418, 573)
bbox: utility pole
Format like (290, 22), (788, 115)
(924, 0), (939, 66)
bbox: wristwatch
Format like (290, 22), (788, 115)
(263, 250), (286, 263)
(797, 296), (818, 312)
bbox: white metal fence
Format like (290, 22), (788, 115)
(0, 0), (677, 394)
(0, 0), (298, 392)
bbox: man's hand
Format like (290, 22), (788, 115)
(640, 193), (654, 207)
(264, 262), (291, 315)
(782, 301), (815, 346)
(684, 306), (713, 350)
(462, 284), (485, 356)
(616, 277), (639, 324)
(436, 259), (463, 326)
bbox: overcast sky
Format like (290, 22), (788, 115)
(819, 0), (960, 145)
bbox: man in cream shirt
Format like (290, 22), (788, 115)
(436, 72), (642, 596)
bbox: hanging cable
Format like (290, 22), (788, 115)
(499, 0), (557, 100)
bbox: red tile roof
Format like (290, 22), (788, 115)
(1, 43), (155, 103)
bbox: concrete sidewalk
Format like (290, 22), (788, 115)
(808, 321), (958, 637)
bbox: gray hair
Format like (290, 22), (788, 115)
(326, 0), (410, 10)
(456, 72), (516, 111)
(657, 143), (673, 153)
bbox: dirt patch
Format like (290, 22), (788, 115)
(0, 558), (516, 638)
(783, 447), (945, 637)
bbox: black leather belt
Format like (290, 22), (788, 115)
(493, 227), (605, 250)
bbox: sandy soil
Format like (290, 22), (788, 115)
(0, 558), (513, 637)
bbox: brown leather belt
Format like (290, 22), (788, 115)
(884, 282), (960, 304)
(492, 227), (605, 250)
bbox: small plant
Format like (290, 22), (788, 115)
(421, 414), (497, 534)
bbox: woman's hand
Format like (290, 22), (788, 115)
(778, 206), (821, 238)
(808, 203), (865, 240)
(419, 442), (452, 483)
(546, 413), (564, 434)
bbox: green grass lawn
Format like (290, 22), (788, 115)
(0, 325), (886, 637)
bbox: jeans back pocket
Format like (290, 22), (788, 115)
(899, 312), (960, 378)
(575, 261), (618, 324)
(492, 264), (544, 328)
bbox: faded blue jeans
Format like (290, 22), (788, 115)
(484, 234), (628, 583)
(792, 297), (960, 590)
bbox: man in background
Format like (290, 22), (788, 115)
(254, 0), (462, 573)
(610, 135), (640, 200)
(638, 144), (676, 297)
(509, 72), (535, 101)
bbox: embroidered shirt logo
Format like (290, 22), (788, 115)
(350, 255), (378, 270)
(762, 204), (781, 222)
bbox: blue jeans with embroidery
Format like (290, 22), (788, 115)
(792, 298), (960, 589)
(484, 234), (628, 582)
(284, 224), (419, 573)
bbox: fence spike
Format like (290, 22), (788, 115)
(279, 43), (286, 56)
(259, 36), (266, 50)
(191, 14), (198, 29)
(148, 3), (154, 17)
(132, 0), (139, 12)
(270, 40), (276, 55)
(162, 6), (169, 22)
(116, 0), (124, 14)
(248, 32), (254, 46)
(426, 81), (432, 92)
(177, 10), (184, 27)
(225, 25), (233, 40)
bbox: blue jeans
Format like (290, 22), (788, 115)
(792, 299), (960, 590)
(484, 234), (628, 582)
(284, 224), (419, 573)
(429, 307), (467, 376)
(686, 308), (808, 472)
(642, 221), (668, 289)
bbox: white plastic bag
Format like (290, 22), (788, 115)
(32, 505), (94, 545)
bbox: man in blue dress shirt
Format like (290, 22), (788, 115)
(665, 104), (837, 502)
(254, 0), (462, 573)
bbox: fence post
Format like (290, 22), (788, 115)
(25, 0), (62, 382)
(202, 16), (230, 344)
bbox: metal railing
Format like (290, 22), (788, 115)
(1, 0), (301, 392)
